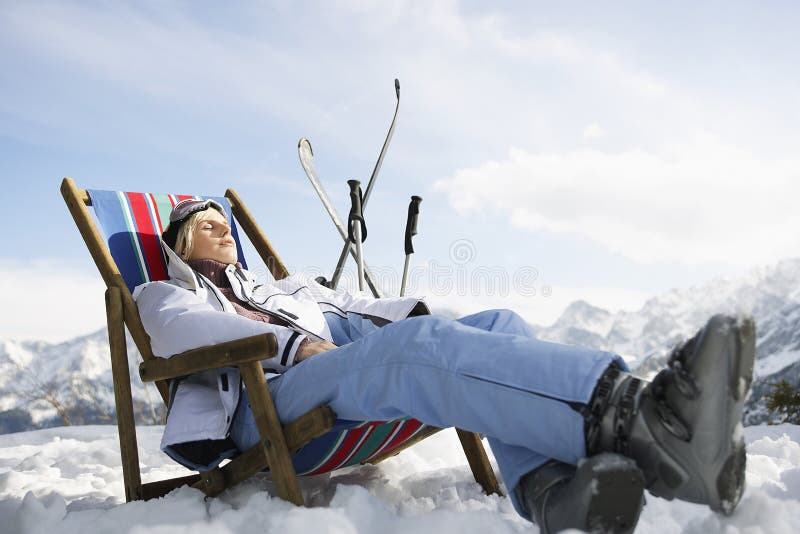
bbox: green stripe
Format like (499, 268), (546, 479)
(342, 423), (397, 467)
(152, 194), (174, 233)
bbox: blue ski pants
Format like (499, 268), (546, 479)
(231, 309), (628, 517)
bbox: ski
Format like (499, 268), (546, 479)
(330, 79), (400, 287)
(298, 137), (383, 297)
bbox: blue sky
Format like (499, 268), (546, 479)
(1, 1), (799, 340)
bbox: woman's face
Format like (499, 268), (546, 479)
(187, 209), (238, 264)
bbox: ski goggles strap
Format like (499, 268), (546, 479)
(169, 198), (227, 223)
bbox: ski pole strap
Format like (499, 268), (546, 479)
(347, 179), (367, 243)
(404, 195), (422, 255)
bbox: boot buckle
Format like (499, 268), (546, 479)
(655, 400), (692, 441)
(612, 378), (642, 455)
(671, 360), (701, 399)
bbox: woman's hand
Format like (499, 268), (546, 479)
(294, 339), (337, 363)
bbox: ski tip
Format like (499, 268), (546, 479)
(298, 137), (313, 155)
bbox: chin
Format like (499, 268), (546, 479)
(216, 249), (237, 264)
(210, 254), (237, 264)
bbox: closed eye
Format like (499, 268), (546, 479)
(201, 222), (230, 233)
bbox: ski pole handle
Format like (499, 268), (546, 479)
(404, 195), (422, 255)
(347, 179), (367, 243)
(400, 195), (421, 297)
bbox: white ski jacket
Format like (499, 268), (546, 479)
(133, 243), (427, 458)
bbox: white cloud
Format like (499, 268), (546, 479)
(434, 132), (800, 266)
(583, 123), (606, 139)
(480, 27), (669, 99)
(0, 259), (106, 342)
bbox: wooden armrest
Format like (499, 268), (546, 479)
(139, 333), (278, 382)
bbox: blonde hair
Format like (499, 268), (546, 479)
(173, 210), (220, 260)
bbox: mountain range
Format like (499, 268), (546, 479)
(2, 257), (800, 432)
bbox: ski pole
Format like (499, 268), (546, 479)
(330, 78), (400, 289)
(400, 196), (422, 297)
(298, 138), (382, 297)
(344, 179), (367, 291)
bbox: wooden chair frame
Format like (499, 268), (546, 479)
(61, 177), (501, 505)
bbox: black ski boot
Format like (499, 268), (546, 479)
(517, 454), (645, 534)
(587, 314), (755, 514)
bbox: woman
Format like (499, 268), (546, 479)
(134, 198), (755, 533)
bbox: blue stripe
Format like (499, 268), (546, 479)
(90, 189), (147, 292)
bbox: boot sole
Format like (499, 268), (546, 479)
(585, 458), (646, 533)
(648, 315), (755, 514)
(716, 316), (754, 513)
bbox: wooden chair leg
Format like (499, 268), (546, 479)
(239, 362), (304, 506)
(456, 429), (502, 496)
(106, 287), (143, 502)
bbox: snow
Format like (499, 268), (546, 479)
(1, 425), (799, 533)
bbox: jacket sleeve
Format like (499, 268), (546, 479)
(297, 273), (430, 321)
(134, 281), (306, 370)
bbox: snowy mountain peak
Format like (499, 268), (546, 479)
(553, 300), (614, 332)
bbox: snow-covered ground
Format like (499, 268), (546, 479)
(0, 425), (798, 533)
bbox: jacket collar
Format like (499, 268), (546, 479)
(162, 241), (201, 291)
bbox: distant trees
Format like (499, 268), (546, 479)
(766, 380), (800, 425)
(6, 355), (164, 432)
(11, 361), (74, 426)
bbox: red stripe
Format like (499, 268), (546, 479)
(375, 419), (424, 457)
(307, 427), (368, 476)
(168, 194), (194, 208)
(126, 192), (168, 281)
(337, 426), (376, 468)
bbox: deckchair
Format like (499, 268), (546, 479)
(60, 177), (501, 505)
